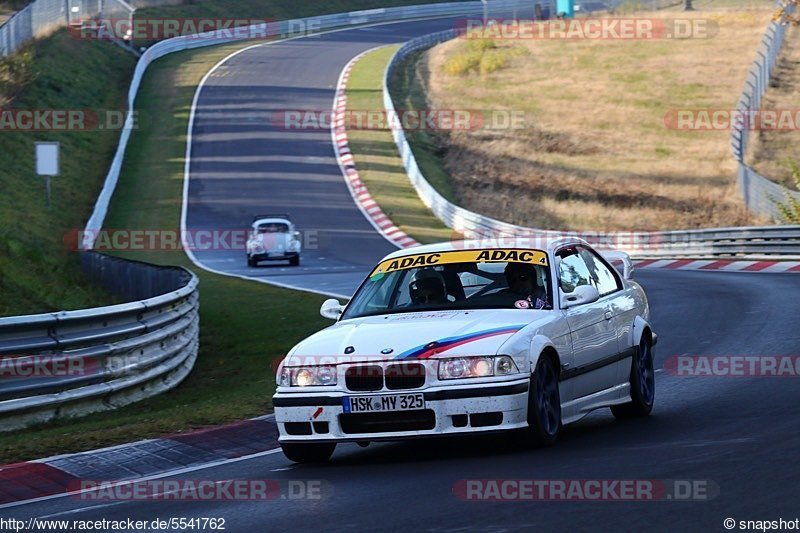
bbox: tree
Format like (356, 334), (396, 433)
(774, 0), (799, 25)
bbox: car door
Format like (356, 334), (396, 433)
(579, 246), (639, 395)
(557, 247), (619, 399)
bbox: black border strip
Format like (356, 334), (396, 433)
(272, 381), (529, 407)
(560, 347), (636, 381)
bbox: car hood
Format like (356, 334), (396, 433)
(286, 309), (550, 365)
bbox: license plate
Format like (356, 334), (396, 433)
(343, 393), (425, 413)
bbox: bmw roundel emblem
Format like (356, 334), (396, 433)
(381, 348), (394, 355)
(344, 346), (355, 354)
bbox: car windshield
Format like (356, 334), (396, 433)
(343, 249), (552, 320)
(257, 222), (289, 234)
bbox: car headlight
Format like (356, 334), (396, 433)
(279, 365), (337, 387)
(438, 356), (519, 380)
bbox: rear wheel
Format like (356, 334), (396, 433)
(289, 256), (300, 266)
(611, 336), (655, 418)
(280, 442), (336, 463)
(524, 355), (561, 447)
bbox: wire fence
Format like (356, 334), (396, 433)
(0, 0), (140, 57)
(730, 1), (800, 220)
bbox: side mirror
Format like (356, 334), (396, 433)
(561, 285), (600, 309)
(320, 298), (344, 320)
(293, 231), (301, 239)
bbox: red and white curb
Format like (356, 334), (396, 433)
(0, 416), (280, 508)
(332, 48), (419, 250)
(631, 258), (800, 273)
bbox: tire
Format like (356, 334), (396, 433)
(280, 442), (336, 463)
(247, 256), (256, 268)
(289, 256), (300, 267)
(524, 355), (561, 447)
(611, 336), (655, 419)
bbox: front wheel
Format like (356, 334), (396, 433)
(524, 355), (561, 447)
(280, 442), (336, 463)
(289, 256), (300, 266)
(247, 256), (256, 268)
(611, 336), (655, 419)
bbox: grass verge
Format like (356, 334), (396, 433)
(388, 49), (457, 204)
(345, 46), (452, 244)
(0, 30), (134, 316)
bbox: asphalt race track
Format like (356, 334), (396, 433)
(185, 17), (472, 297)
(7, 16), (800, 533)
(9, 269), (800, 530)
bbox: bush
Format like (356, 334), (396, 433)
(443, 39), (525, 77)
(0, 46), (36, 104)
(443, 50), (482, 75)
(466, 38), (496, 53)
(775, 160), (800, 223)
(479, 50), (509, 75)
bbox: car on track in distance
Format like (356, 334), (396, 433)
(273, 237), (657, 463)
(246, 215), (302, 267)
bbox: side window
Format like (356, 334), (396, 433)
(557, 251), (593, 293)
(580, 248), (622, 296)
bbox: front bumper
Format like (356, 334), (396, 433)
(273, 378), (530, 443)
(249, 251), (299, 261)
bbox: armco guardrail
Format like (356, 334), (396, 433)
(730, 1), (800, 219)
(82, 0), (543, 248)
(383, 29), (800, 259)
(628, 225), (800, 258)
(0, 252), (198, 431)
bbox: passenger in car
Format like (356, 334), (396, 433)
(503, 263), (550, 308)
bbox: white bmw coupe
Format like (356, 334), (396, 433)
(273, 237), (656, 463)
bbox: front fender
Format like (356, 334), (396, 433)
(528, 334), (562, 374)
(631, 316), (656, 348)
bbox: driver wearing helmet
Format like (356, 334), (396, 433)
(503, 262), (549, 309)
(409, 268), (449, 306)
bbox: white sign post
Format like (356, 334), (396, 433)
(35, 142), (59, 208)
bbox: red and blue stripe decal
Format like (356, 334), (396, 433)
(394, 325), (525, 360)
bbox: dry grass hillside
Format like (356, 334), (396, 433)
(415, 6), (775, 230)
